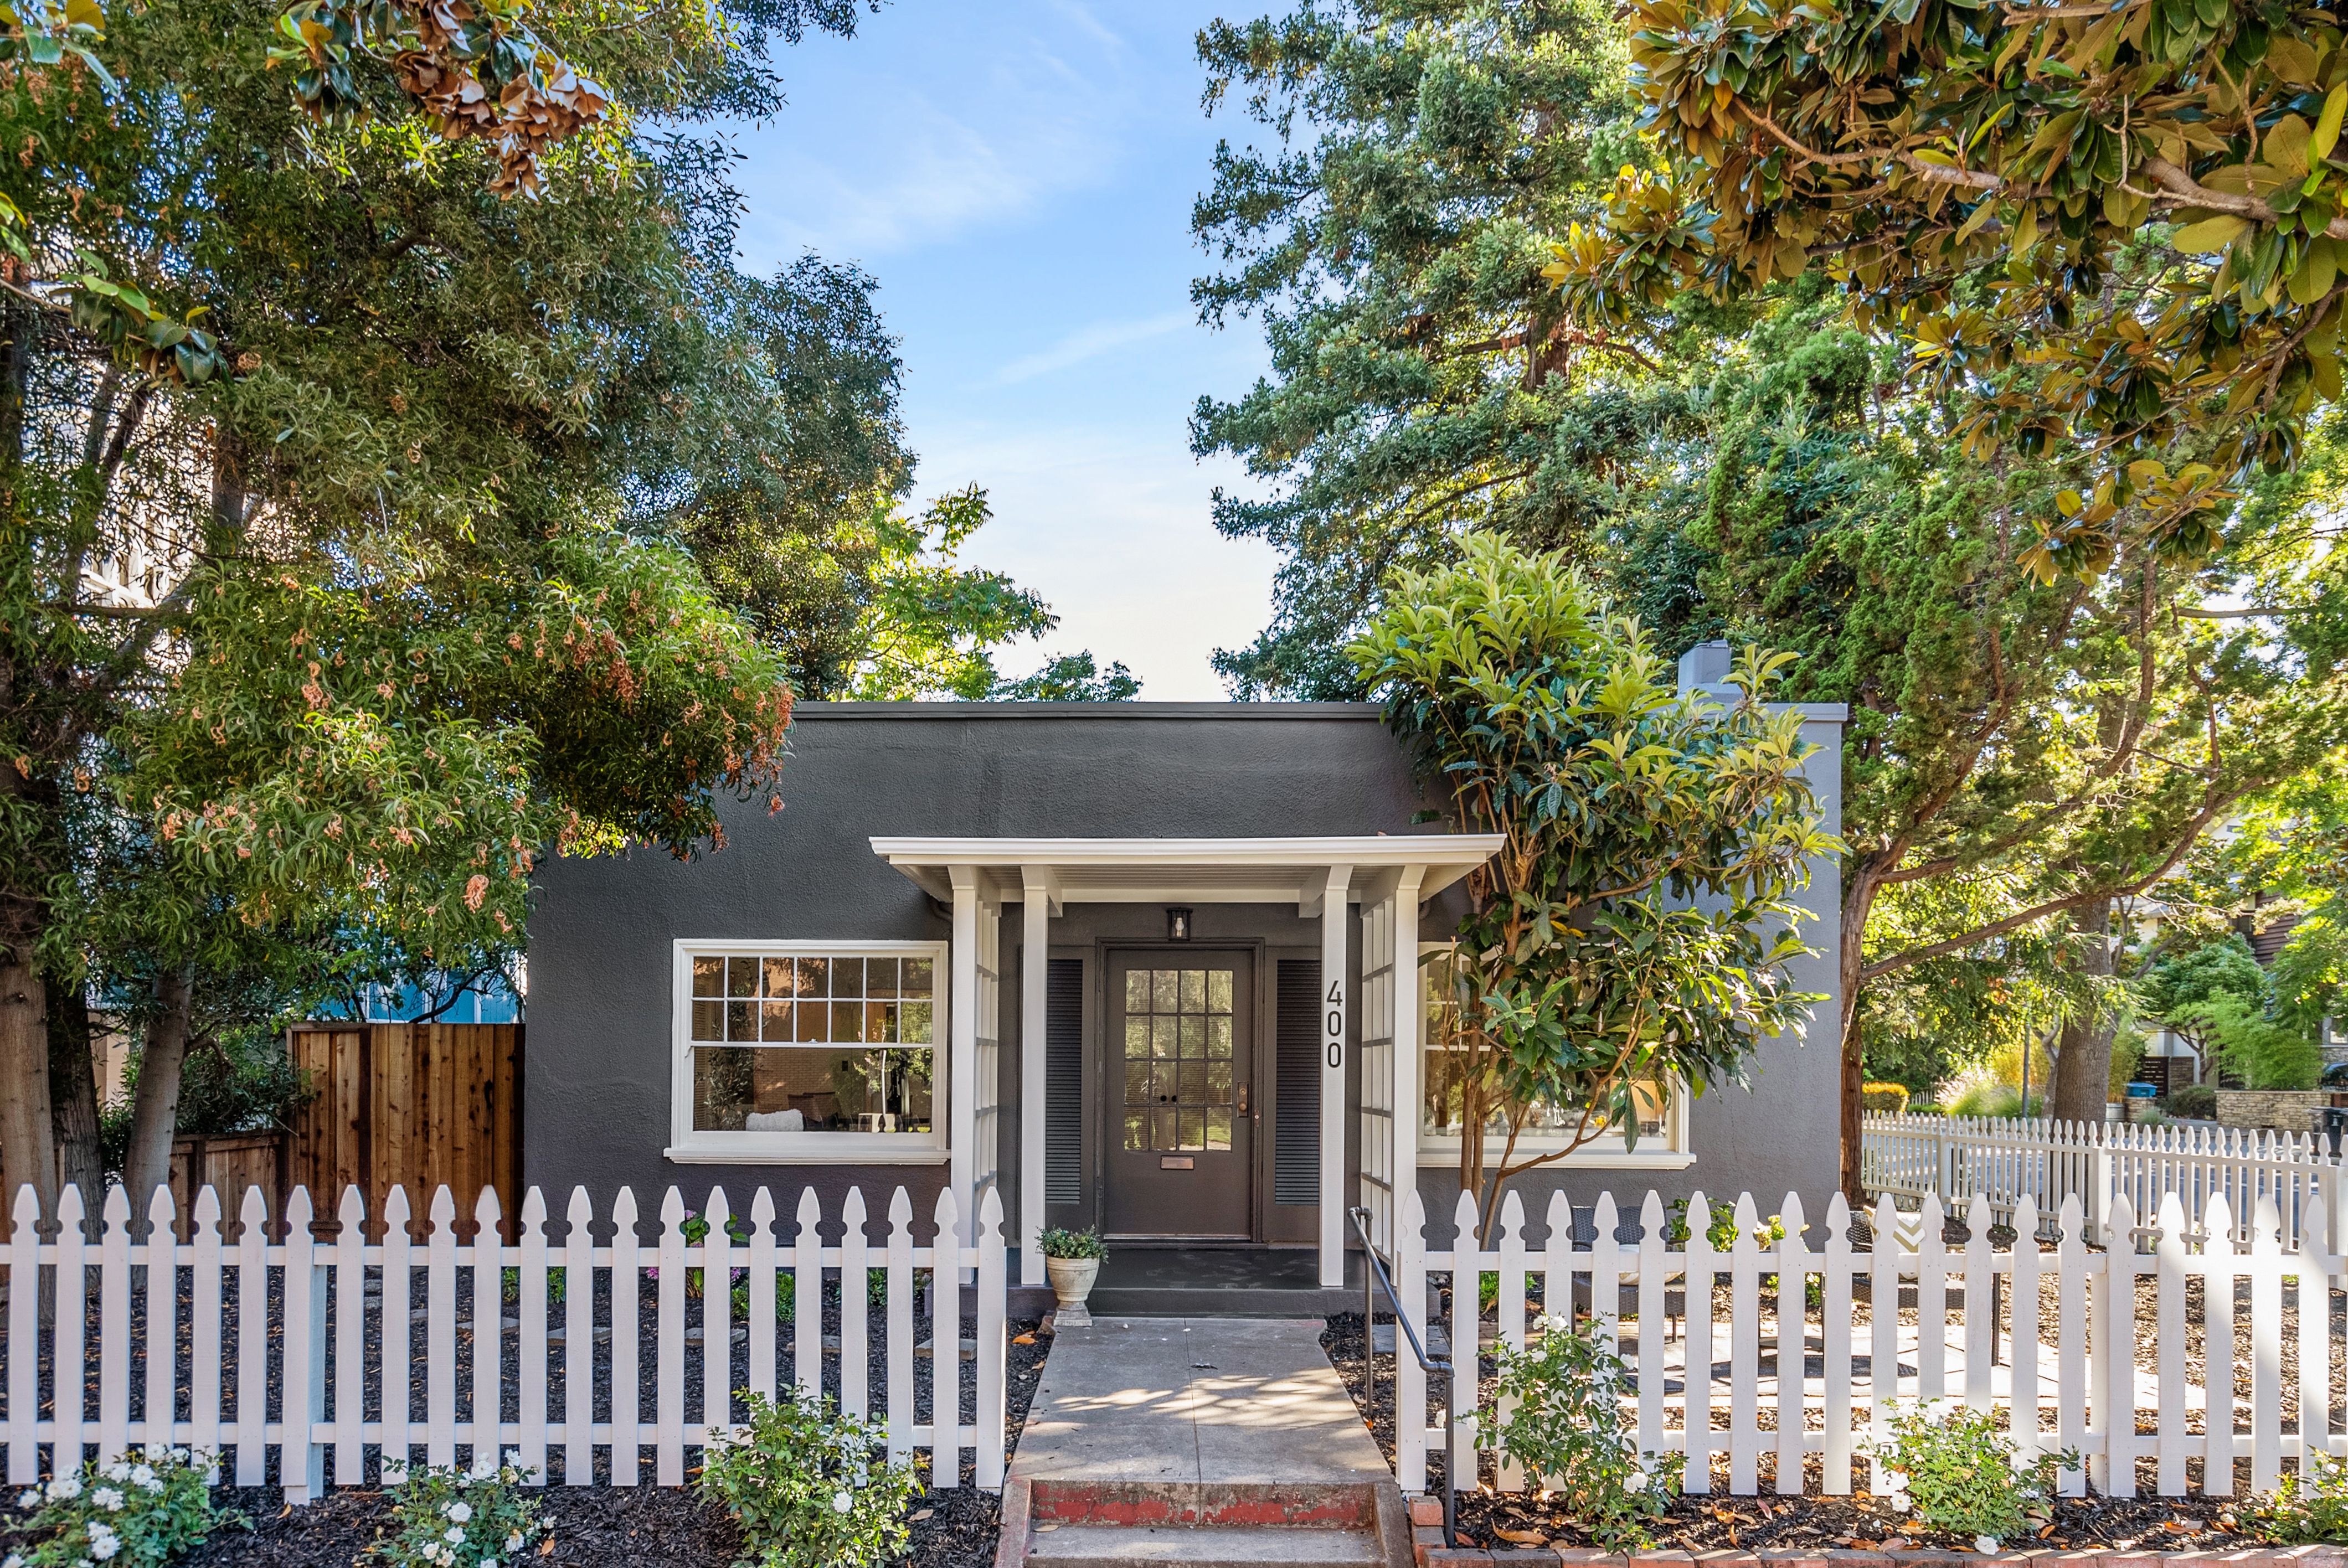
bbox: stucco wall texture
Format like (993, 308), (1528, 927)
(523, 700), (1847, 1248)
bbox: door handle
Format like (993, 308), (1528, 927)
(1237, 1084), (1248, 1115)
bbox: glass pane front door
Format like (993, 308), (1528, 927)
(1105, 951), (1253, 1239)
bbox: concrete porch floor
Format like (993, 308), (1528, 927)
(1015, 1317), (1389, 1487)
(1062, 1248), (1366, 1317)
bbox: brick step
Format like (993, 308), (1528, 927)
(1022, 1522), (1389, 1567)
(997, 1478), (1413, 1567)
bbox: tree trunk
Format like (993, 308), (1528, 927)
(1838, 867), (1884, 1205)
(123, 963), (195, 1226)
(47, 976), (102, 1206)
(2050, 901), (2116, 1126)
(0, 919), (59, 1220)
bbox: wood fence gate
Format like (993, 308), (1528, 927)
(286, 1024), (523, 1239)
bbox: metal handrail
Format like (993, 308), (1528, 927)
(1349, 1205), (1458, 1549)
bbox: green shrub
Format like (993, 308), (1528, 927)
(6, 1447), (235, 1567)
(1036, 1226), (1104, 1260)
(698, 1392), (920, 1568)
(1483, 1316), (1683, 1551)
(2165, 1084), (2218, 1120)
(368, 1456), (544, 1568)
(1870, 1401), (2077, 1546)
(1862, 1082), (1911, 1115)
(2249, 1451), (2348, 1543)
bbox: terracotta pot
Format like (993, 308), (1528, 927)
(1045, 1255), (1100, 1327)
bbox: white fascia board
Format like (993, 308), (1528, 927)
(871, 834), (1503, 902)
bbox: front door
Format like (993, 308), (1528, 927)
(1104, 951), (1254, 1240)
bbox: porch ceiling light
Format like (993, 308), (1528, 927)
(1167, 907), (1193, 942)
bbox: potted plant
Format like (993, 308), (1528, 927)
(1037, 1226), (1105, 1327)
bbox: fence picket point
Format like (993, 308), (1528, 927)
(333, 1187), (367, 1486)
(1727, 1193), (1760, 1496)
(976, 1187), (1007, 1492)
(471, 1188), (504, 1475)
(885, 1189), (914, 1474)
(1773, 1192), (1806, 1496)
(930, 1187), (961, 1493)
(794, 1187), (822, 1404)
(97, 1186), (132, 1467)
(746, 1190), (777, 1410)
(1685, 1192), (1717, 1495)
(609, 1188), (642, 1488)
(382, 1187), (414, 1482)
(564, 1187), (595, 1486)
(282, 1187), (325, 1502)
(1821, 1193), (1853, 1494)
(655, 1189), (686, 1487)
(1495, 1190), (1527, 1494)
(841, 1188), (870, 1421)
(517, 1188), (550, 1484)
(143, 1185), (179, 1463)
(702, 1188), (734, 1437)
(233, 1185), (267, 1486)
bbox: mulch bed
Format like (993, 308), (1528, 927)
(1320, 1313), (2255, 1556)
(0, 1317), (1051, 1568)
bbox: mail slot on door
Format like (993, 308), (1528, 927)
(1160, 1156), (1194, 1170)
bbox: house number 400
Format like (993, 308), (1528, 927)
(1325, 978), (1344, 1069)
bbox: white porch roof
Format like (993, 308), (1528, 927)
(868, 834), (1503, 908)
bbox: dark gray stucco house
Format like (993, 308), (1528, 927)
(525, 655), (1846, 1293)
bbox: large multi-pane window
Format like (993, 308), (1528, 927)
(672, 943), (944, 1157)
(1415, 945), (1684, 1162)
(1121, 967), (1236, 1153)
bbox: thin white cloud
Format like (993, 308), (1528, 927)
(995, 312), (1192, 385)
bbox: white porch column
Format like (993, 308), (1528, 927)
(1018, 869), (1055, 1286)
(949, 866), (980, 1250)
(1391, 868), (1425, 1258)
(1320, 864), (1353, 1287)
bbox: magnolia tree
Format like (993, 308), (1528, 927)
(1350, 535), (1836, 1234)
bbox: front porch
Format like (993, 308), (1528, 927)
(871, 835), (1501, 1291)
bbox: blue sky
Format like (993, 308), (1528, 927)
(729, 0), (1284, 700)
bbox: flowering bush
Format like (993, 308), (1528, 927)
(4, 1447), (234, 1567)
(366, 1454), (545, 1568)
(1869, 1400), (2078, 1547)
(2247, 1450), (2348, 1544)
(697, 1391), (919, 1568)
(1484, 1316), (1682, 1551)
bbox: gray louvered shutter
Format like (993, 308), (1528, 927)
(1274, 958), (1321, 1205)
(1044, 958), (1084, 1205)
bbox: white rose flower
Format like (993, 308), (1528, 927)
(445, 1526), (466, 1545)
(48, 1473), (83, 1501)
(102, 1462), (129, 1483)
(503, 1447), (521, 1467)
(4, 1551), (22, 1568)
(90, 1488), (123, 1512)
(446, 1502), (472, 1523)
(482, 1559), (498, 1568)
(17, 1488), (39, 1508)
(128, 1465), (155, 1489)
(832, 1490), (853, 1514)
(468, 1456), (497, 1481)
(506, 1531), (526, 1550)
(86, 1523), (120, 1562)
(1975, 1537), (2001, 1555)
(171, 1448), (190, 1464)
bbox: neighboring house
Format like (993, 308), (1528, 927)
(526, 663), (1846, 1293)
(351, 973), (524, 1024)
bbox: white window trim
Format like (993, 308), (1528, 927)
(1413, 941), (1696, 1169)
(666, 938), (951, 1165)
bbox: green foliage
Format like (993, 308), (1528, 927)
(1351, 533), (1833, 1220)
(1483, 1317), (1683, 1551)
(368, 1457), (544, 1568)
(2166, 1084), (2220, 1120)
(2249, 1451), (2348, 1544)
(1189, 0), (1644, 695)
(1861, 1082), (1911, 1115)
(994, 652), (1141, 702)
(1662, 1198), (1784, 1250)
(2172, 992), (2323, 1090)
(2143, 936), (2273, 1043)
(6, 1448), (235, 1567)
(1036, 1226), (1105, 1260)
(1870, 1402), (2077, 1545)
(2275, 911), (2348, 1038)
(1548, 0), (2348, 580)
(697, 1392), (920, 1568)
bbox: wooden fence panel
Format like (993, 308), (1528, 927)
(287, 1023), (522, 1239)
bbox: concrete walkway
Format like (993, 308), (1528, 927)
(1013, 1317), (1391, 1488)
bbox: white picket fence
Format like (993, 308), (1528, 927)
(0, 1180), (1009, 1498)
(1862, 1111), (2345, 1245)
(1392, 1183), (2345, 1500)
